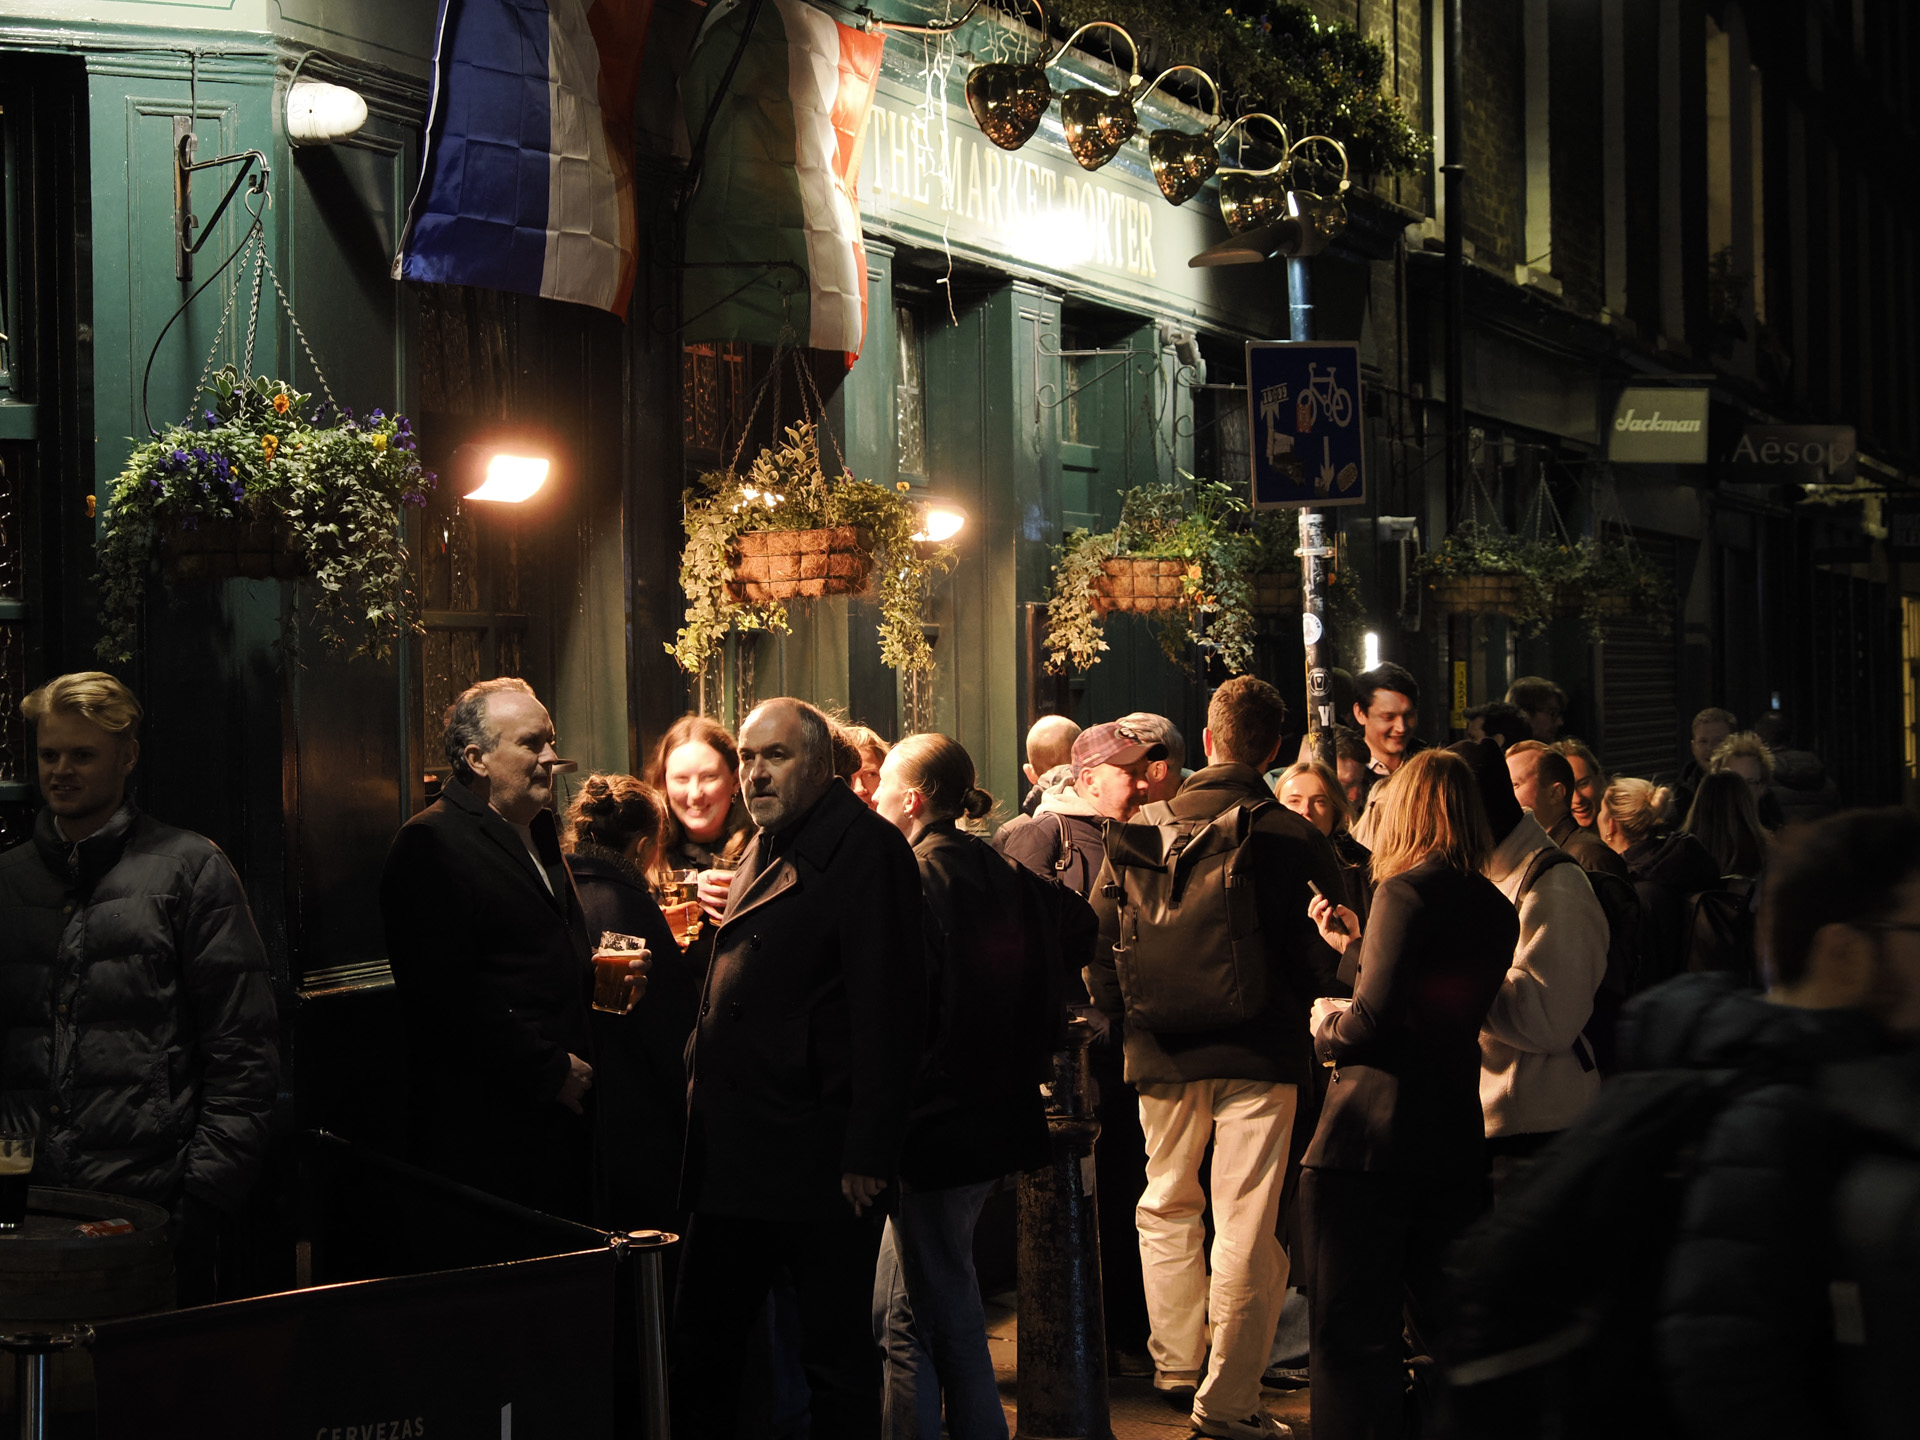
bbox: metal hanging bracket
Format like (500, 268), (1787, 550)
(174, 117), (269, 282)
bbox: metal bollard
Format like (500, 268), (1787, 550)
(1015, 1017), (1112, 1440)
(1, 1333), (72, 1440)
(624, 1229), (679, 1440)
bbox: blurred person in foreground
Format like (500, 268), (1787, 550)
(672, 698), (926, 1440)
(870, 733), (1096, 1440)
(1301, 749), (1517, 1440)
(382, 678), (644, 1225)
(564, 775), (690, 1237)
(0, 672), (276, 1304)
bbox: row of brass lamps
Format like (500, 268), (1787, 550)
(879, 1), (1347, 239)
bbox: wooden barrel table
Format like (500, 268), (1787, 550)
(0, 1186), (175, 1434)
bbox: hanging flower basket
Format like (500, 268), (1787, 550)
(1426, 574), (1531, 615)
(1092, 557), (1192, 614)
(95, 369), (433, 663)
(1250, 570), (1302, 615)
(1554, 586), (1636, 620)
(160, 517), (306, 583)
(728, 525), (873, 603)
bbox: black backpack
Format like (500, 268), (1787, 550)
(1441, 1066), (1753, 1440)
(1098, 800), (1274, 1033)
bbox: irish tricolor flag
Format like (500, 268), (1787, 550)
(396, 0), (653, 319)
(680, 0), (885, 359)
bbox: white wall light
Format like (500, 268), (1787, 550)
(287, 81), (369, 147)
(912, 500), (968, 544)
(1363, 631), (1381, 672)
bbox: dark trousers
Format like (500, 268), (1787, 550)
(1300, 1166), (1484, 1440)
(1091, 1040), (1151, 1359)
(671, 1208), (887, 1440)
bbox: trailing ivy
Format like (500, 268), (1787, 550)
(670, 422), (958, 679)
(95, 367), (432, 663)
(1048, 0), (1431, 179)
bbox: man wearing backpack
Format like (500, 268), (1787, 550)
(1088, 677), (1344, 1440)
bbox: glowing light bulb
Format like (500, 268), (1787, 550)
(1363, 631), (1380, 671)
(912, 502), (967, 543)
(465, 453), (549, 503)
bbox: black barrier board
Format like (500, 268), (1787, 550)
(88, 1247), (616, 1440)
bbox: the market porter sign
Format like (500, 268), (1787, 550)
(1607, 387), (1709, 464)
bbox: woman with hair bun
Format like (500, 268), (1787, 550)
(869, 733), (1096, 1440)
(1598, 776), (1723, 989)
(564, 774), (698, 1237)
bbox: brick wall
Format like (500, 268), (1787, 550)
(1460, 0), (1526, 271)
(1549, 1), (1605, 310)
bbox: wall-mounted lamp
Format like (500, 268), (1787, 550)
(1363, 631), (1381, 671)
(449, 444), (552, 503)
(286, 81), (369, 147)
(1049, 23), (1142, 171)
(912, 499), (969, 544)
(1136, 65), (1223, 206)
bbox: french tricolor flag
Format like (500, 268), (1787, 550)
(395, 0), (652, 318)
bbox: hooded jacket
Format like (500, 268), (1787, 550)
(1620, 972), (1881, 1440)
(0, 803), (278, 1214)
(996, 764), (1105, 901)
(1479, 814), (1607, 1137)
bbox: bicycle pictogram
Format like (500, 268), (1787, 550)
(1298, 363), (1353, 430)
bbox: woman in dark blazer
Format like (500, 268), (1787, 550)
(562, 774), (696, 1236)
(1301, 748), (1519, 1440)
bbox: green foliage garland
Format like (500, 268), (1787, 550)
(1049, 0), (1431, 178)
(670, 423), (958, 678)
(1414, 524), (1674, 639)
(95, 367), (432, 663)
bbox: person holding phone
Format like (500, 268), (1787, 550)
(1298, 749), (1518, 1440)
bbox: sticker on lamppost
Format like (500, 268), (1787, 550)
(1247, 340), (1366, 510)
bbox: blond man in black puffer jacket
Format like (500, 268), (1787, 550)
(0, 673), (277, 1303)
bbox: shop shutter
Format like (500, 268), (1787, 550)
(1598, 532), (1681, 778)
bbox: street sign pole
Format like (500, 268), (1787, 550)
(1290, 257), (1337, 771)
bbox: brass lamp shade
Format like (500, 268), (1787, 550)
(1219, 171), (1287, 233)
(1136, 66), (1223, 205)
(1045, 21), (1140, 172)
(966, 63), (1052, 151)
(1060, 87), (1137, 170)
(1148, 129), (1219, 205)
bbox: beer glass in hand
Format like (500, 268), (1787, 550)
(657, 868), (704, 950)
(592, 931), (649, 1014)
(696, 857), (736, 924)
(0, 1131), (33, 1232)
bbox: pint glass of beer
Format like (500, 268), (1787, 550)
(0, 1131), (33, 1232)
(592, 931), (646, 1014)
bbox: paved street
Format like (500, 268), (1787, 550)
(986, 1296), (1314, 1440)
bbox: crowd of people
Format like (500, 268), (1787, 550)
(2, 663), (1916, 1440)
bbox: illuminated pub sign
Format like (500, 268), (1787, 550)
(857, 79), (1282, 334)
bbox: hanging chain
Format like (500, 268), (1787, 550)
(189, 225), (261, 408)
(241, 240), (267, 381)
(255, 246), (340, 414)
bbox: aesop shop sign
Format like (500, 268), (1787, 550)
(1725, 425), (1857, 482)
(1607, 387), (1710, 464)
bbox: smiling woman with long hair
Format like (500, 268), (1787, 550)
(1297, 748), (1518, 1440)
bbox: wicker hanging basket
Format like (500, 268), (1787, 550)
(1251, 571), (1303, 616)
(1554, 586), (1637, 620)
(727, 525), (873, 603)
(161, 518), (307, 582)
(1092, 557), (1190, 614)
(1426, 574), (1529, 615)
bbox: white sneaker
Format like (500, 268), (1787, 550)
(1190, 1409), (1293, 1439)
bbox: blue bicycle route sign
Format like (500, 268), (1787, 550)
(1246, 340), (1366, 510)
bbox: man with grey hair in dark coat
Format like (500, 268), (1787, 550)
(0, 671), (277, 1305)
(380, 676), (645, 1228)
(672, 696), (928, 1440)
